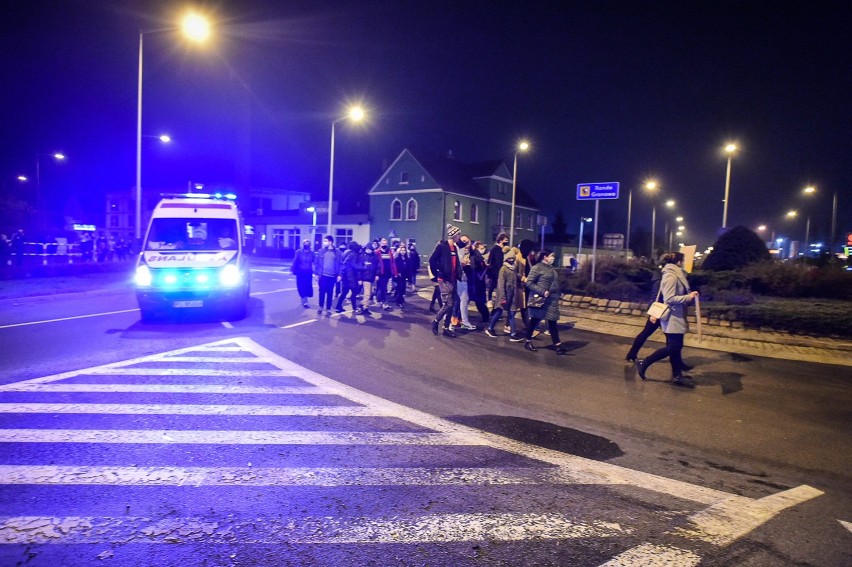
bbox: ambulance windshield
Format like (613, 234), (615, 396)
(145, 218), (239, 251)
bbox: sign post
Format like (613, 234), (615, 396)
(577, 182), (620, 282)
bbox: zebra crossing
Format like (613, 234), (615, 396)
(0, 337), (822, 565)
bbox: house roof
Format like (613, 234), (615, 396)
(378, 149), (539, 209)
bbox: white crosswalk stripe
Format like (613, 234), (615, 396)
(0, 337), (823, 565)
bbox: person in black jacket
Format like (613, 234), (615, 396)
(428, 224), (462, 338)
(487, 232), (509, 304)
(335, 241), (363, 313)
(406, 241), (421, 291)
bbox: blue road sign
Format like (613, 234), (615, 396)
(577, 182), (620, 200)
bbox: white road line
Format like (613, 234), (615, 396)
(598, 543), (701, 566)
(281, 319), (317, 329)
(220, 321), (234, 329)
(0, 430), (469, 446)
(138, 356), (277, 363)
(671, 485), (825, 546)
(0, 465), (670, 489)
(3, 384), (321, 394)
(0, 309), (139, 329)
(0, 513), (629, 545)
(0, 403), (378, 416)
(839, 519), (852, 534)
(251, 287), (296, 295)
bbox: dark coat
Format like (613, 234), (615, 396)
(428, 240), (460, 283)
(339, 250), (361, 287)
(493, 263), (518, 309)
(525, 261), (561, 321)
(361, 250), (379, 281)
(291, 248), (315, 275)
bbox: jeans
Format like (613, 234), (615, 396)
(644, 332), (686, 376)
(489, 307), (517, 335)
(432, 281), (456, 328)
(318, 276), (336, 310)
(456, 279), (471, 325)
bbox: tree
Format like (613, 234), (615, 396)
(702, 226), (771, 271)
(550, 210), (568, 242)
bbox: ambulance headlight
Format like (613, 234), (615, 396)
(220, 264), (242, 287)
(134, 265), (152, 287)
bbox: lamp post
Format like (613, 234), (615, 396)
(327, 106), (365, 241)
(625, 188), (633, 254)
(136, 12), (210, 242)
(307, 206), (317, 249)
(644, 181), (658, 257)
(577, 217), (592, 257)
(35, 152), (65, 233)
(509, 140), (530, 247)
(802, 186), (816, 253)
(721, 142), (737, 229)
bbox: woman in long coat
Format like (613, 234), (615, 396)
(522, 249), (567, 354)
(636, 252), (699, 387)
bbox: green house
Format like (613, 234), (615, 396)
(368, 149), (540, 253)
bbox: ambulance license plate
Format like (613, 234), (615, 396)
(174, 300), (203, 308)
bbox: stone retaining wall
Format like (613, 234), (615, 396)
(559, 294), (746, 329)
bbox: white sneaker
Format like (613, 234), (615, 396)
(486, 300), (494, 309)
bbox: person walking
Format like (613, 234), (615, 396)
(522, 250), (567, 354)
(406, 241), (420, 291)
(392, 243), (409, 309)
(486, 232), (509, 305)
(314, 235), (342, 316)
(485, 249), (519, 338)
(11, 229), (25, 266)
(335, 241), (362, 313)
(360, 244), (379, 315)
(375, 238), (397, 310)
(636, 252), (699, 387)
(428, 224), (462, 338)
(291, 239), (315, 308)
(469, 240), (491, 324)
(453, 235), (477, 331)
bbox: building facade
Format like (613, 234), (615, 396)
(368, 149), (540, 250)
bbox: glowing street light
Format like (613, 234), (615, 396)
(306, 206), (317, 249)
(645, 180), (660, 256)
(327, 105), (366, 240)
(721, 142), (737, 229)
(136, 12), (211, 241)
(509, 140), (530, 247)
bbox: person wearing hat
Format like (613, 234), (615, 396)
(485, 248), (520, 338)
(428, 224), (462, 337)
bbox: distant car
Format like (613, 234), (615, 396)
(134, 193), (250, 322)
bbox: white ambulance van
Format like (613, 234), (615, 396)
(134, 193), (250, 321)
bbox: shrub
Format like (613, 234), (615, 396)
(702, 226), (771, 271)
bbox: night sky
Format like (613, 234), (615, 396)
(1, 0), (849, 250)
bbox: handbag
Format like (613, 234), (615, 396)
(527, 293), (545, 308)
(646, 291), (670, 320)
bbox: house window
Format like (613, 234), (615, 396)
(420, 175), (425, 182)
(496, 209), (504, 227)
(335, 228), (353, 247)
(470, 203), (479, 224)
(528, 214), (534, 230)
(406, 198), (418, 220)
(400, 171), (410, 184)
(391, 199), (402, 220)
(453, 200), (462, 221)
(515, 211), (521, 226)
(273, 228), (300, 250)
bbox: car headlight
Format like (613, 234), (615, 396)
(219, 264), (242, 287)
(134, 265), (152, 287)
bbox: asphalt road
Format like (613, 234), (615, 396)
(0, 266), (849, 566)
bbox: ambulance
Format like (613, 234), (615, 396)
(134, 193), (250, 321)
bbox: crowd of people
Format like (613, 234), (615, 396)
(290, 226), (701, 388)
(290, 235), (421, 316)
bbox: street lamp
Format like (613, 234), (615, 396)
(136, 12), (211, 241)
(578, 217), (593, 257)
(802, 186), (816, 252)
(721, 142), (737, 229)
(645, 180), (659, 256)
(327, 105), (366, 241)
(35, 152), (65, 232)
(307, 206), (317, 249)
(509, 140), (530, 247)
